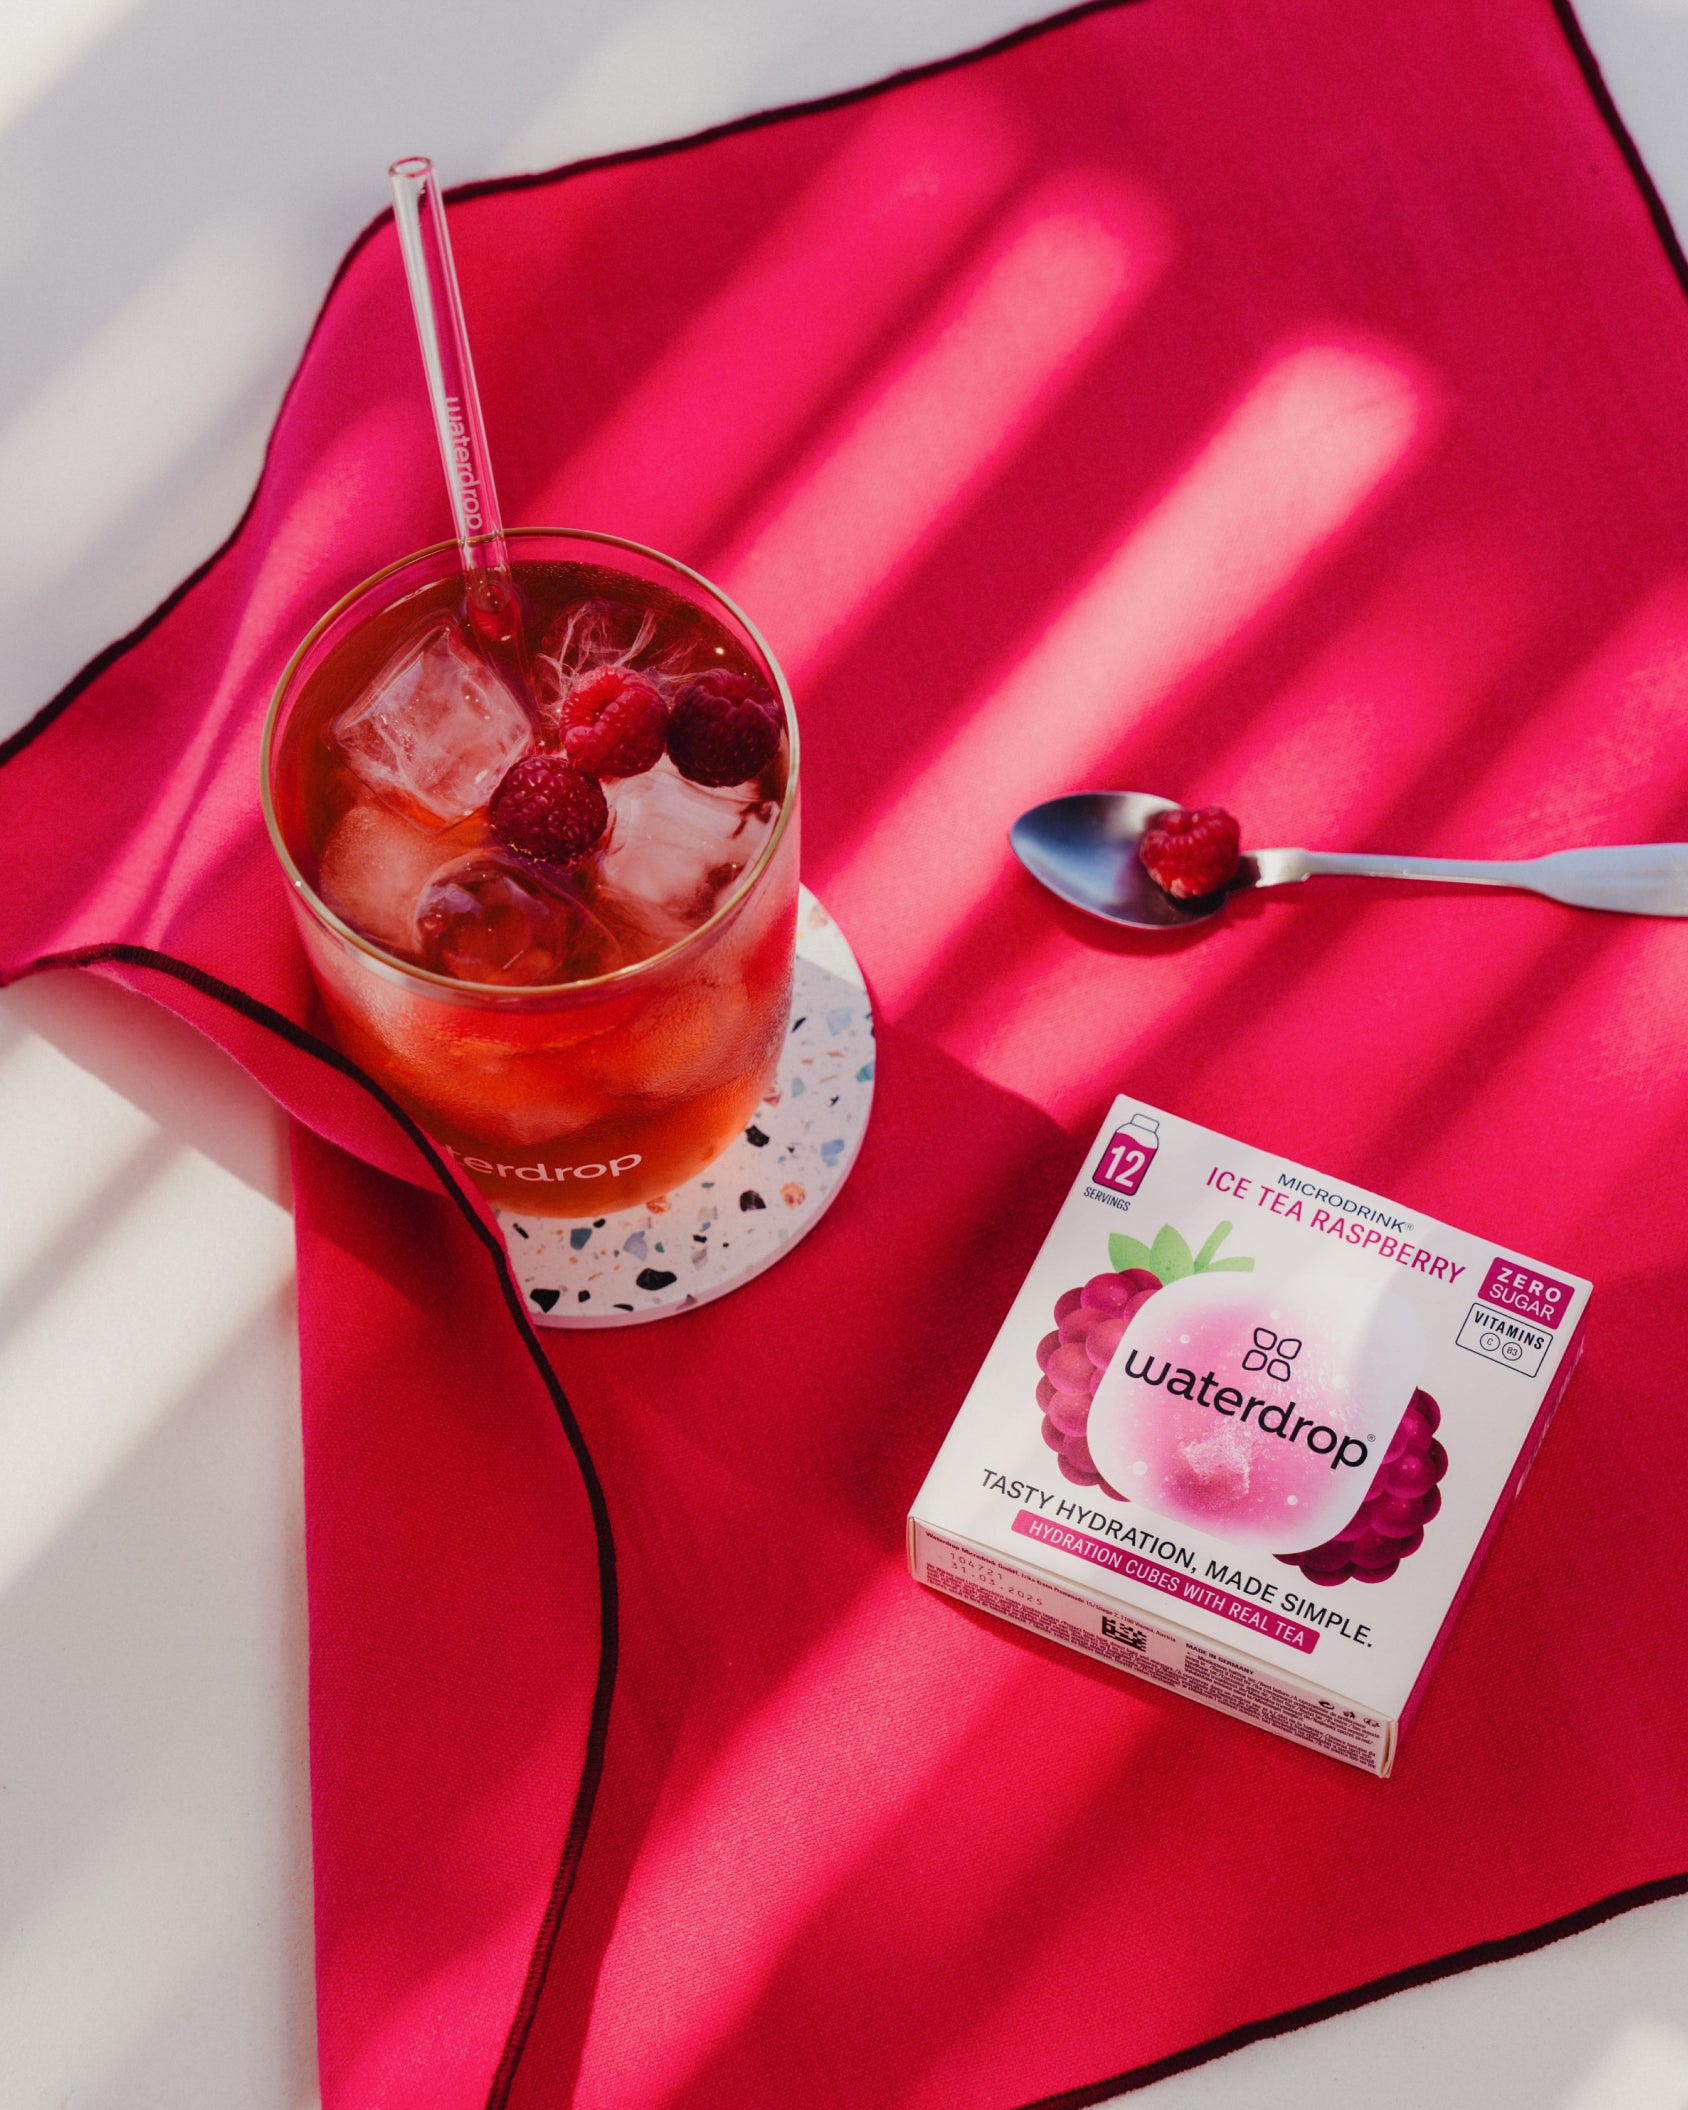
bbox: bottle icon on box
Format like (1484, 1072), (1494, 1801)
(1093, 1112), (1160, 1196)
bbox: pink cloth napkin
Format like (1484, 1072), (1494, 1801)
(6, 1), (1688, 2101)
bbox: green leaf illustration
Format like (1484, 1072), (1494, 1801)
(1193, 1219), (1235, 1271)
(1108, 1220), (1255, 1282)
(1149, 1223), (1195, 1282)
(1192, 1220), (1255, 1273)
(1108, 1232), (1155, 1275)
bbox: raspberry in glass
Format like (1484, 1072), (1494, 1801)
(667, 669), (783, 787)
(489, 753), (610, 863)
(561, 664), (669, 779)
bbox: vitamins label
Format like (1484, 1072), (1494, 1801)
(1456, 1301), (1551, 1377)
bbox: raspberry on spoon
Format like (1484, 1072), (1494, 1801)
(667, 669), (783, 787)
(561, 665), (668, 779)
(489, 753), (608, 863)
(1139, 806), (1242, 899)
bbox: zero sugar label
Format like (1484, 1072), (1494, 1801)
(1477, 1258), (1575, 1330)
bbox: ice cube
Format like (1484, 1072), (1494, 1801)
(598, 756), (776, 944)
(318, 800), (470, 957)
(417, 851), (623, 986)
(335, 623), (533, 822)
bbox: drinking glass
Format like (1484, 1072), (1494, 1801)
(262, 527), (800, 1217)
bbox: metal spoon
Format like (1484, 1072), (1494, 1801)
(1010, 791), (1688, 931)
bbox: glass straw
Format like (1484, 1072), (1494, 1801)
(388, 156), (520, 645)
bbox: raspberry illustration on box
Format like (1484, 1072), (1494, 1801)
(1276, 1388), (1448, 1587)
(1034, 1216), (1254, 1493)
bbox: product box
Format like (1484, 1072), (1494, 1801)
(909, 1098), (1590, 1774)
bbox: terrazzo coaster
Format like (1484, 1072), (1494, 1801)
(501, 888), (874, 1328)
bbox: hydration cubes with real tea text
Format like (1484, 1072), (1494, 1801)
(908, 1097), (1590, 1774)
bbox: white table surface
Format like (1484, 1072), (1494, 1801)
(5, 3), (1688, 2104)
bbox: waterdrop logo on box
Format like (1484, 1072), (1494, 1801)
(1087, 1270), (1424, 1555)
(1242, 1327), (1301, 1384)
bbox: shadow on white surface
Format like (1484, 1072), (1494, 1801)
(0, 979), (312, 2106)
(0, 1304), (314, 2108)
(1577, 1), (1688, 218)
(1118, 1889), (1688, 2110)
(1560, 2017), (1688, 2110)
(0, 213), (314, 604)
(4, 970), (293, 1209)
(0, 0), (1045, 732)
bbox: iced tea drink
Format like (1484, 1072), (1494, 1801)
(262, 530), (799, 1216)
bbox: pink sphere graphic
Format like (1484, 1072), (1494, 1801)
(1085, 1270), (1424, 1554)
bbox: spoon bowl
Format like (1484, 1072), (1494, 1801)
(1009, 792), (1234, 930)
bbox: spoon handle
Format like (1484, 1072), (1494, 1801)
(1251, 844), (1688, 916)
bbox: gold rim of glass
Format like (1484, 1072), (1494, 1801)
(259, 527), (800, 999)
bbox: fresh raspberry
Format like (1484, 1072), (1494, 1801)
(489, 754), (608, 864)
(560, 665), (668, 779)
(1139, 806), (1242, 899)
(666, 669), (783, 787)
(701, 666), (783, 727)
(1276, 1389), (1447, 1586)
